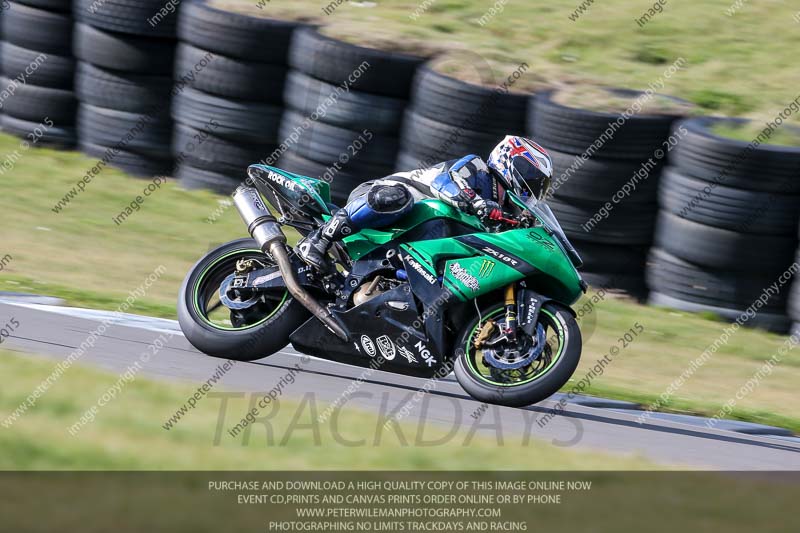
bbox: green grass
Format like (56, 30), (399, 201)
(212, 0), (800, 125)
(0, 133), (270, 313)
(572, 295), (800, 433)
(0, 350), (657, 470)
(1, 133), (798, 435)
(552, 86), (698, 115)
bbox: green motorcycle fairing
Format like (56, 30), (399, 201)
(251, 170), (583, 307)
(399, 227), (583, 307)
(249, 164), (332, 217)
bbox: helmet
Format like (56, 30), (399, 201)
(487, 135), (553, 200)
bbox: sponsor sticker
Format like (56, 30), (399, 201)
(376, 335), (396, 360)
(449, 262), (480, 291)
(265, 171), (298, 191)
(398, 346), (418, 364)
(360, 335), (376, 357)
(478, 259), (495, 278)
(415, 340), (437, 368)
(404, 255), (437, 285)
(528, 231), (556, 251)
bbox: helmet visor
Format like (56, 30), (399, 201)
(511, 157), (551, 200)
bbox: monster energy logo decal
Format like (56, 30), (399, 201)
(478, 260), (495, 278)
(449, 262), (480, 291)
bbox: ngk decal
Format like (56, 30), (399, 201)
(414, 340), (437, 367)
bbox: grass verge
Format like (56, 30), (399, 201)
(212, 0), (800, 124)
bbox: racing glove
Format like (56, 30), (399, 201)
(471, 198), (502, 221)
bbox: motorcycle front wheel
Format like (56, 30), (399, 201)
(178, 238), (310, 361)
(454, 302), (582, 407)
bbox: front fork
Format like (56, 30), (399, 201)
(503, 283), (518, 344)
(473, 283), (529, 349)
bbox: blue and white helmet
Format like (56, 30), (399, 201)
(487, 135), (553, 200)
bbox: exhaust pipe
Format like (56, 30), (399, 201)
(233, 186), (349, 342)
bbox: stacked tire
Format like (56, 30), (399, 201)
(173, 1), (299, 193)
(791, 245), (800, 336)
(399, 60), (528, 172)
(280, 27), (424, 204)
(1, 1), (76, 146)
(73, 0), (177, 176)
(647, 118), (800, 332)
(529, 89), (687, 298)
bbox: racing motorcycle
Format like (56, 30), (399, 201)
(178, 164), (587, 407)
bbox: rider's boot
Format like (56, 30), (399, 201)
(297, 209), (355, 269)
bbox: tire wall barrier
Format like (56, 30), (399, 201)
(1, 1), (77, 146)
(279, 27), (424, 204)
(529, 89), (689, 300)
(648, 117), (800, 333)
(72, 0), (178, 176)
(172, 1), (296, 193)
(0, 0), (796, 332)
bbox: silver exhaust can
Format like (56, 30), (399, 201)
(232, 186), (286, 253)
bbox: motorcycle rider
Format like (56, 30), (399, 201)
(297, 135), (554, 269)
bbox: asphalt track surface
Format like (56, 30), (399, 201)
(2, 300), (800, 470)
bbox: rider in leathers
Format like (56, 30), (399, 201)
(297, 135), (555, 269)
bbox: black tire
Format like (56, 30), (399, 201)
(289, 27), (425, 98)
(454, 302), (581, 407)
(580, 271), (648, 300)
(178, 238), (310, 360)
(1, 42), (74, 89)
(0, 114), (76, 147)
(3, 2), (72, 54)
(79, 140), (173, 177)
(658, 167), (800, 235)
(73, 0), (177, 38)
(280, 109), (398, 176)
(277, 150), (365, 204)
(669, 117), (800, 193)
(529, 89), (686, 159)
(547, 196), (656, 245)
(648, 291), (791, 334)
(654, 210), (797, 271)
(172, 122), (274, 174)
(646, 248), (790, 312)
(411, 66), (528, 134)
(175, 43), (286, 103)
(16, 0), (71, 11)
(395, 150), (428, 172)
(549, 148), (662, 203)
(76, 62), (173, 113)
(0, 77), (76, 123)
(574, 241), (648, 273)
(176, 163), (243, 194)
(790, 273), (800, 322)
(73, 22), (175, 74)
(178, 0), (301, 62)
(284, 70), (406, 134)
(400, 108), (500, 162)
(77, 103), (172, 159)
(171, 86), (282, 143)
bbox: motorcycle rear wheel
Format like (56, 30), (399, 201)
(454, 302), (581, 407)
(178, 238), (310, 361)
